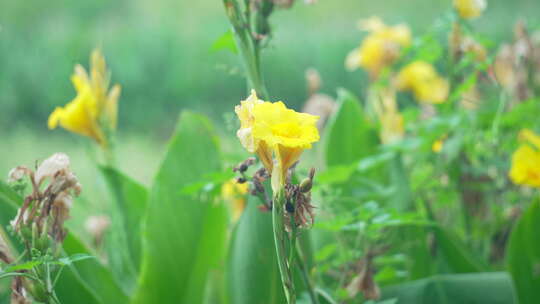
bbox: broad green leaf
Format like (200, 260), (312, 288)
(324, 88), (379, 167)
(382, 272), (516, 304)
(396, 226), (434, 280)
(99, 166), (148, 294)
(211, 29), (238, 54)
(227, 196), (285, 304)
(57, 234), (130, 304)
(432, 226), (487, 273)
(388, 153), (412, 211)
(507, 200), (540, 304)
(133, 111), (228, 304)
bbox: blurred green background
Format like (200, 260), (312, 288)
(1, 0), (539, 185)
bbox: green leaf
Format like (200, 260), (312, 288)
(57, 253), (95, 266)
(387, 153), (412, 211)
(99, 166), (148, 294)
(432, 226), (487, 273)
(0, 181), (23, 225)
(133, 111), (228, 304)
(507, 201), (540, 304)
(3, 260), (43, 272)
(324, 89), (379, 167)
(56, 234), (130, 304)
(227, 196), (286, 304)
(211, 29), (238, 54)
(381, 272), (516, 304)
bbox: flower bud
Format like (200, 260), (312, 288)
(299, 178), (312, 193)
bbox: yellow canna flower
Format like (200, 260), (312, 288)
(453, 0), (487, 19)
(346, 17), (411, 79)
(221, 179), (249, 222)
(509, 129), (540, 187)
(48, 49), (121, 145)
(397, 61), (449, 104)
(235, 91), (320, 191)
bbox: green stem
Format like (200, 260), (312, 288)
(233, 28), (269, 99)
(490, 90), (508, 145)
(295, 243), (320, 304)
(223, 0), (269, 100)
(272, 189), (295, 304)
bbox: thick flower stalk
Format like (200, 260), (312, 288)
(235, 91), (319, 304)
(396, 61), (449, 104)
(346, 17), (411, 79)
(509, 129), (540, 187)
(48, 49), (121, 149)
(453, 0), (487, 19)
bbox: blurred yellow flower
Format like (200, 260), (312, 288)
(346, 17), (411, 79)
(372, 89), (404, 144)
(510, 129), (540, 187)
(235, 91), (320, 191)
(432, 140), (444, 153)
(397, 61), (449, 104)
(222, 179), (249, 222)
(48, 49), (121, 145)
(453, 0), (487, 19)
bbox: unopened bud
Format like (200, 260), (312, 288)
(299, 178), (312, 193)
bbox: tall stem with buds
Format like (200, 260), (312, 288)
(228, 2), (322, 303)
(222, 0), (270, 99)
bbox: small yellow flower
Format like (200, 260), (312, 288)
(222, 179), (249, 222)
(346, 17), (411, 79)
(453, 0), (487, 19)
(432, 140), (444, 153)
(397, 61), (449, 104)
(235, 92), (320, 191)
(48, 49), (121, 145)
(509, 129), (540, 188)
(432, 135), (448, 153)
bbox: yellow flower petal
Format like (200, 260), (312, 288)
(509, 145), (540, 187)
(453, 0), (487, 19)
(47, 87), (103, 142)
(235, 90), (264, 153)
